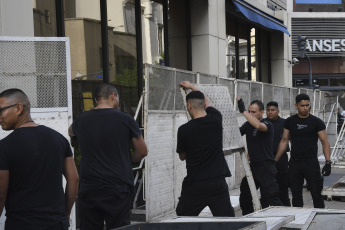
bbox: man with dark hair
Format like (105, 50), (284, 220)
(237, 97), (282, 215)
(0, 88), (79, 230)
(275, 93), (331, 208)
(176, 81), (234, 217)
(69, 83), (147, 229)
(266, 101), (290, 206)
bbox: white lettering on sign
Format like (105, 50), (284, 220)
(306, 39), (345, 52)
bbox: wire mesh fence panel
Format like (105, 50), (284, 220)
(219, 78), (235, 103)
(273, 86), (283, 109)
(282, 88), (290, 111)
(175, 70), (197, 110)
(306, 89), (314, 107)
(263, 84), (274, 107)
(199, 73), (217, 84)
(196, 85), (243, 150)
(314, 90), (320, 111)
(299, 88), (308, 95)
(290, 88), (298, 111)
(146, 112), (178, 221)
(146, 66), (176, 110)
(250, 82), (262, 102)
(237, 80), (251, 106)
(0, 40), (68, 108)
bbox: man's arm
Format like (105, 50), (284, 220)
(236, 97), (267, 131)
(131, 135), (148, 163)
(63, 157), (79, 219)
(275, 129), (290, 162)
(68, 124), (75, 137)
(318, 129), (331, 161)
(0, 170), (9, 216)
(179, 81), (211, 108)
(178, 153), (186, 161)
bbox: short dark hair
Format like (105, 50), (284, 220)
(95, 83), (118, 101)
(296, 93), (310, 104)
(267, 101), (279, 109)
(186, 91), (205, 102)
(250, 100), (264, 111)
(0, 88), (31, 111)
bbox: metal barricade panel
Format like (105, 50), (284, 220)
(146, 112), (177, 221)
(273, 86), (283, 108)
(290, 88), (298, 111)
(250, 82), (262, 102)
(146, 67), (175, 111)
(282, 88), (290, 111)
(0, 40), (68, 108)
(218, 78), (235, 103)
(237, 81), (251, 106)
(263, 84), (273, 107)
(199, 73), (217, 84)
(175, 70), (196, 110)
(196, 85), (243, 150)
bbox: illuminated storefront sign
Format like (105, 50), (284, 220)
(305, 39), (345, 52)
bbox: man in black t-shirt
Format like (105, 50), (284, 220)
(176, 81), (234, 217)
(275, 93), (331, 208)
(0, 88), (79, 230)
(237, 98), (282, 215)
(69, 83), (147, 229)
(266, 101), (290, 206)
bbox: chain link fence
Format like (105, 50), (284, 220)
(143, 64), (333, 222)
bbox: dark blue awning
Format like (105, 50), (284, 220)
(233, 0), (290, 36)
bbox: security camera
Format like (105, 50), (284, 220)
(292, 58), (299, 64)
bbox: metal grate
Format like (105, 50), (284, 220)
(250, 82), (262, 103)
(263, 84), (274, 107)
(0, 40), (68, 108)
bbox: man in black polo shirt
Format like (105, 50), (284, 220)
(237, 98), (282, 215)
(275, 93), (331, 208)
(266, 101), (290, 206)
(176, 81), (234, 217)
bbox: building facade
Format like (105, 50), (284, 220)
(289, 0), (345, 107)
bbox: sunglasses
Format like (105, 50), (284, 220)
(0, 104), (17, 115)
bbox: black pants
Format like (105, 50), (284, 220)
(240, 160), (283, 215)
(78, 187), (132, 230)
(276, 154), (291, 206)
(288, 158), (324, 208)
(176, 178), (235, 217)
(5, 216), (69, 230)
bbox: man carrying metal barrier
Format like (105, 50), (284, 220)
(176, 81), (235, 217)
(275, 93), (331, 208)
(237, 97), (282, 215)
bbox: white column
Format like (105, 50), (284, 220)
(191, 0), (226, 77)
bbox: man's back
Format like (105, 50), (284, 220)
(0, 126), (71, 228)
(72, 108), (141, 193)
(177, 107), (230, 182)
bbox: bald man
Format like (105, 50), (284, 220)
(0, 88), (79, 230)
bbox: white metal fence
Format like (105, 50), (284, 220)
(143, 64), (333, 222)
(0, 37), (74, 229)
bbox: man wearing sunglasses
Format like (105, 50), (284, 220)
(0, 88), (79, 230)
(237, 97), (282, 215)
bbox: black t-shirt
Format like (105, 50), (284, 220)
(240, 118), (274, 163)
(269, 116), (289, 156)
(0, 126), (72, 229)
(72, 108), (141, 193)
(176, 107), (231, 184)
(284, 114), (326, 160)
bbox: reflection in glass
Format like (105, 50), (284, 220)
(226, 35), (236, 78)
(251, 28), (256, 81)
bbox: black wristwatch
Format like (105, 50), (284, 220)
(326, 160), (332, 164)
